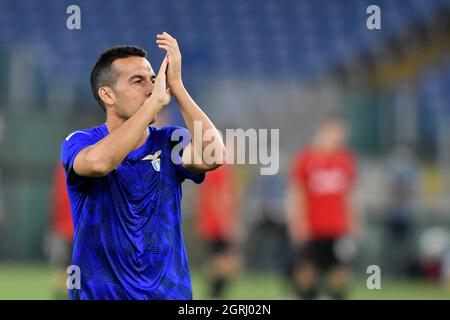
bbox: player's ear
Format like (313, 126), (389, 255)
(98, 87), (115, 106)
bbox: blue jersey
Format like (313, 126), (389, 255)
(60, 123), (204, 300)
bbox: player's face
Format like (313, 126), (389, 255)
(110, 56), (156, 119)
(317, 120), (347, 150)
(325, 121), (346, 148)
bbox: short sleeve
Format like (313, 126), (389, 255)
(165, 126), (205, 184)
(290, 151), (307, 187)
(60, 131), (97, 187)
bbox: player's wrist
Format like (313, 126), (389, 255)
(169, 80), (185, 96)
(142, 97), (166, 119)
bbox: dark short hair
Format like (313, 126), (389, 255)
(90, 45), (147, 111)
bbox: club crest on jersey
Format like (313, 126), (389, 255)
(151, 158), (161, 172)
(141, 150), (161, 172)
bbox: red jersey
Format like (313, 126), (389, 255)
(196, 165), (239, 241)
(51, 164), (74, 241)
(291, 147), (356, 239)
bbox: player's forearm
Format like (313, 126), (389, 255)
(287, 204), (301, 244)
(84, 99), (162, 175)
(287, 185), (309, 244)
(172, 83), (226, 167)
(346, 193), (359, 236)
(286, 187), (299, 242)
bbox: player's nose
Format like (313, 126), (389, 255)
(145, 81), (154, 97)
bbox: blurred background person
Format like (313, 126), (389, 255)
(286, 116), (359, 299)
(418, 226), (450, 283)
(382, 144), (418, 278)
(441, 245), (450, 291)
(44, 162), (74, 299)
(195, 163), (242, 299)
(245, 173), (289, 276)
(0, 113), (4, 231)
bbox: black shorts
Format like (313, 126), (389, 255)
(206, 239), (234, 256)
(294, 238), (346, 272)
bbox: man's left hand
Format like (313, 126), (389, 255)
(156, 32), (183, 92)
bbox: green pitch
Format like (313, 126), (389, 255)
(0, 263), (449, 300)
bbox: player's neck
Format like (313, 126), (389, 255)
(314, 142), (342, 154)
(105, 114), (125, 133)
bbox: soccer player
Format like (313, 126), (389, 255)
(61, 32), (226, 300)
(195, 164), (241, 299)
(47, 162), (74, 299)
(0, 113), (4, 231)
(286, 116), (358, 299)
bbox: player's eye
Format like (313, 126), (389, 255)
(133, 79), (143, 85)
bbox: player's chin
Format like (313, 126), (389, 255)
(139, 97), (150, 109)
(134, 101), (146, 113)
